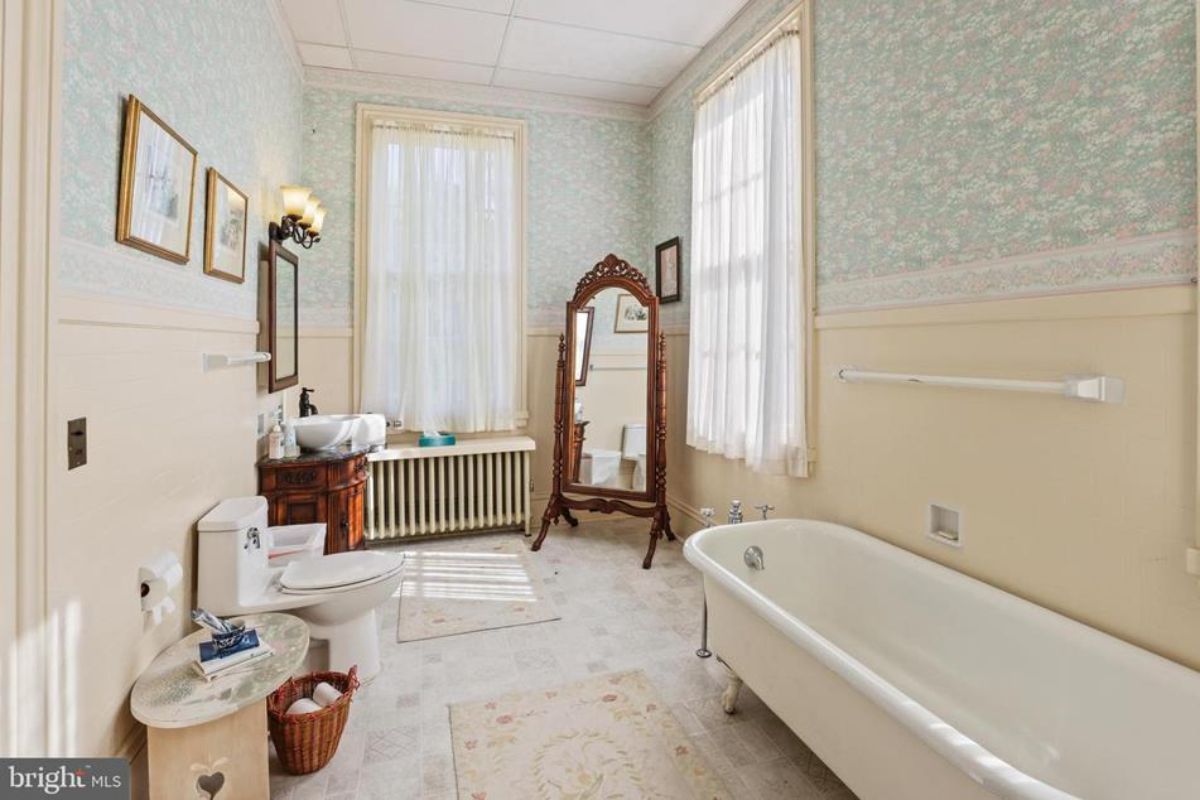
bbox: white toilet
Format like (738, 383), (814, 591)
(197, 496), (403, 681)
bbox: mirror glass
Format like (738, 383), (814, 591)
(568, 287), (650, 495)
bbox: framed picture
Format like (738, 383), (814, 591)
(572, 306), (595, 386)
(655, 236), (681, 303)
(204, 168), (249, 283)
(116, 96), (198, 263)
(614, 292), (650, 334)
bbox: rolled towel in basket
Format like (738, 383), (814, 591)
(285, 698), (322, 716)
(312, 681), (342, 707)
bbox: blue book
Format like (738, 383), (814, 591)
(198, 629), (260, 662)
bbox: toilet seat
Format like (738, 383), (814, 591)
(280, 551), (404, 593)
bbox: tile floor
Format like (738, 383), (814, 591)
(268, 518), (858, 799)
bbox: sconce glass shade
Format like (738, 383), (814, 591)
(309, 205), (327, 235)
(298, 196), (320, 227)
(281, 185), (312, 218)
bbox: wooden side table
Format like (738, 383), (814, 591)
(131, 613), (309, 799)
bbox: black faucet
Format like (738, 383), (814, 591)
(299, 387), (318, 417)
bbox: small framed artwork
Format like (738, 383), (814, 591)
(116, 96), (198, 263)
(655, 236), (681, 303)
(614, 292), (650, 334)
(204, 168), (249, 283)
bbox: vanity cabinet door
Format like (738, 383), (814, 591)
(271, 492), (326, 527)
(326, 483), (366, 554)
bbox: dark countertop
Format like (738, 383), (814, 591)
(257, 444), (373, 467)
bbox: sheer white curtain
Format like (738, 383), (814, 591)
(361, 123), (519, 432)
(687, 34), (808, 477)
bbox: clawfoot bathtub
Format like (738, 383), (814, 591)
(684, 518), (1200, 800)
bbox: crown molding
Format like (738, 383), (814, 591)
(649, 0), (794, 119)
(262, 0), (304, 84)
(304, 66), (651, 122)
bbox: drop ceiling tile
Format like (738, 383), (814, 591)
(352, 50), (495, 85)
(297, 42), (354, 69)
(281, 0), (347, 46)
(500, 19), (698, 87)
(342, 0), (507, 64)
(493, 68), (659, 105)
(419, 0), (514, 13)
(513, 0), (747, 47)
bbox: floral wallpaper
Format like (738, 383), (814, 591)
(651, 0), (1196, 314)
(815, 0), (1196, 310)
(60, 0), (304, 319)
(300, 85), (650, 328)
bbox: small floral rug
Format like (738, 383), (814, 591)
(450, 670), (732, 800)
(396, 536), (560, 643)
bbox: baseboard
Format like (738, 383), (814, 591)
(115, 721), (146, 764)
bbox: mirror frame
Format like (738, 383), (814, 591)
(267, 238), (299, 393)
(562, 257), (660, 502)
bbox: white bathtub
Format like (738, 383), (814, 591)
(684, 519), (1200, 800)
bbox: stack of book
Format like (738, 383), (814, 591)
(191, 629), (274, 681)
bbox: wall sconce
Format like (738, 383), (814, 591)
(270, 184), (324, 249)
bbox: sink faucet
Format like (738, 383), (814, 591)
(299, 387), (318, 418)
(727, 500), (743, 525)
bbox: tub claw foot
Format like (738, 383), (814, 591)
(721, 669), (743, 715)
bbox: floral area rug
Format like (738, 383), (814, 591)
(396, 536), (560, 643)
(450, 670), (732, 800)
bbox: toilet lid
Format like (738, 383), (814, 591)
(280, 551), (403, 591)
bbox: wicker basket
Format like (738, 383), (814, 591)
(267, 666), (360, 775)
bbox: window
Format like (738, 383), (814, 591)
(355, 106), (527, 432)
(686, 8), (812, 477)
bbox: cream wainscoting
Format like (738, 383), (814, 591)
(48, 293), (289, 764)
(670, 285), (1200, 670)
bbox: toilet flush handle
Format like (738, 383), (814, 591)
(245, 527), (261, 550)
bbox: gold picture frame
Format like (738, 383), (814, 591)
(116, 96), (198, 264)
(203, 168), (249, 283)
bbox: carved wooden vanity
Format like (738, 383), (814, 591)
(257, 445), (369, 554)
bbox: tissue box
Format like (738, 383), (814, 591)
(419, 433), (456, 447)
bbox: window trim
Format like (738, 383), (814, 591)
(691, 0), (818, 470)
(353, 103), (529, 428)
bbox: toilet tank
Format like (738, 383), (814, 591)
(196, 496), (271, 614)
(621, 423), (646, 459)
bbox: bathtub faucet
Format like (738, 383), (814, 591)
(754, 503), (775, 520)
(744, 545), (764, 570)
(700, 508), (716, 528)
(727, 500), (743, 525)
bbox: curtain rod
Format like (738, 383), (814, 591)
(373, 122), (516, 141)
(694, 27), (801, 107)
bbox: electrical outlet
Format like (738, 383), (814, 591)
(67, 417), (87, 469)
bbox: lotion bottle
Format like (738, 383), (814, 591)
(268, 423), (285, 460)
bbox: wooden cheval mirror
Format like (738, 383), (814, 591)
(533, 254), (674, 568)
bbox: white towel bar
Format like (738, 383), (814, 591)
(835, 367), (1125, 404)
(202, 352), (271, 371)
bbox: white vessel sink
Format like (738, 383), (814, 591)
(293, 415), (359, 451)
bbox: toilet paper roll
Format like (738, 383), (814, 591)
(140, 551), (182, 623)
(312, 681), (342, 708)
(286, 698), (322, 716)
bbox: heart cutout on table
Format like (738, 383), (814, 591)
(196, 771), (225, 798)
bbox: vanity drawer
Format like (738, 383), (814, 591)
(328, 454), (367, 489)
(260, 463), (327, 491)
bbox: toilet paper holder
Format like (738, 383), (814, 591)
(139, 551), (183, 624)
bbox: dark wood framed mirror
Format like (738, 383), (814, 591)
(267, 239), (299, 392)
(533, 254), (674, 568)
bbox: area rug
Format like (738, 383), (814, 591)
(450, 670), (732, 800)
(397, 536), (560, 643)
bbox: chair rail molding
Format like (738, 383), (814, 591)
(0, 0), (62, 757)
